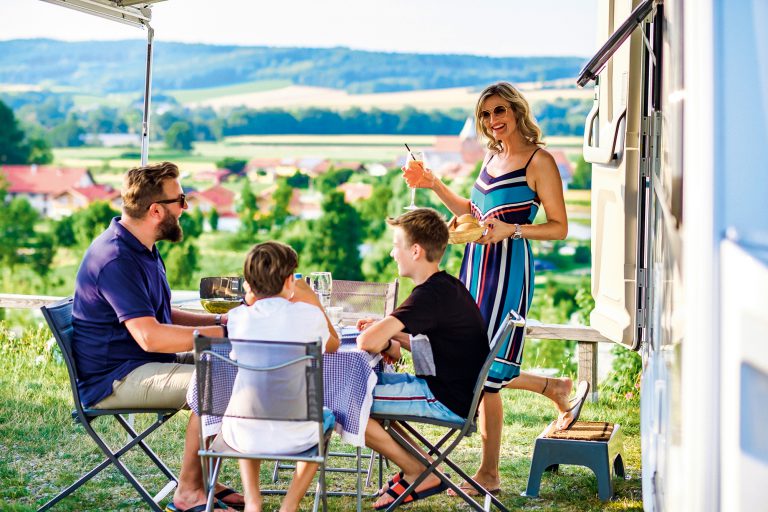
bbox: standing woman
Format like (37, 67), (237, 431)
(403, 82), (588, 494)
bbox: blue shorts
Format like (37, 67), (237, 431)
(371, 373), (464, 423)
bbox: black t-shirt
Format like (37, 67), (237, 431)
(391, 271), (489, 418)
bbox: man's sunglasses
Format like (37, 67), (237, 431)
(151, 193), (187, 209)
(479, 105), (511, 120)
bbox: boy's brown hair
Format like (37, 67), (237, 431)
(122, 161), (180, 219)
(386, 208), (448, 262)
(243, 241), (299, 297)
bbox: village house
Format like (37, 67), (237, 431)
(186, 184), (240, 232)
(0, 164), (119, 218)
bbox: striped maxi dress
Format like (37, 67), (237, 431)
(459, 149), (540, 392)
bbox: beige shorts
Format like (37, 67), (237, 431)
(92, 357), (194, 410)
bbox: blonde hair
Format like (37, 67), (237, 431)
(474, 82), (544, 153)
(122, 161), (180, 219)
(243, 241), (298, 298)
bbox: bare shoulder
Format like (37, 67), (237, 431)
(528, 148), (560, 177)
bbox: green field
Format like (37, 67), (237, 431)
(167, 79), (292, 104)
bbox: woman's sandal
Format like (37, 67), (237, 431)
(559, 380), (591, 430)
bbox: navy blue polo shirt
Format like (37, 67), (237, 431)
(72, 217), (175, 407)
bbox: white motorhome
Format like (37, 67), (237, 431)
(582, 1), (768, 510)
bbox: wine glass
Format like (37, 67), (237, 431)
(404, 150), (425, 211)
(309, 272), (332, 309)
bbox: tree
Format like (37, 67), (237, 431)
(272, 178), (293, 226)
(48, 116), (86, 147)
(0, 100), (30, 164)
(215, 157), (247, 175)
(26, 137), (53, 164)
(0, 196), (39, 270)
(358, 181), (393, 240)
(208, 207), (219, 232)
(180, 207), (205, 239)
(303, 190), (363, 280)
(72, 201), (120, 247)
(570, 155), (592, 189)
(27, 231), (56, 290)
(54, 215), (77, 247)
(159, 241), (200, 289)
(165, 121), (194, 151)
(238, 181), (259, 235)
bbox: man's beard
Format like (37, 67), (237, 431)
(157, 213), (183, 242)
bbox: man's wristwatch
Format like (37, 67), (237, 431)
(214, 314), (222, 325)
(512, 223), (523, 240)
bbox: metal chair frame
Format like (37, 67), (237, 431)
(371, 310), (525, 512)
(38, 297), (178, 512)
(194, 334), (331, 512)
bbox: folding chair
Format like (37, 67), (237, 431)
(370, 310), (525, 512)
(38, 297), (179, 512)
(273, 278), (399, 504)
(194, 334), (333, 512)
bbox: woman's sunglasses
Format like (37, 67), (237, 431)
(151, 193), (187, 209)
(479, 105), (511, 121)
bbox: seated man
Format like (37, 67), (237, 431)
(222, 241), (339, 512)
(356, 208), (490, 510)
(72, 161), (243, 511)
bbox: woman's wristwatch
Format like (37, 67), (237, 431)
(512, 223), (523, 239)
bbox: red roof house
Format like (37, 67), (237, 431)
(1, 164), (98, 218)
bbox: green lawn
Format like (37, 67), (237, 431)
(0, 323), (641, 511)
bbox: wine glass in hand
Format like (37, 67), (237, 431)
(403, 150), (425, 210)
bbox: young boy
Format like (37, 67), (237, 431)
(356, 208), (490, 509)
(222, 241), (338, 512)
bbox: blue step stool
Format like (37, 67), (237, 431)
(525, 421), (625, 501)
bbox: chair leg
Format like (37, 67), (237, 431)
(365, 449), (376, 487)
(115, 413), (178, 483)
(356, 447), (362, 512)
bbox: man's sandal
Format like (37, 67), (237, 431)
(374, 478), (448, 510)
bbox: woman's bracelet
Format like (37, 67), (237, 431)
(383, 339), (392, 352)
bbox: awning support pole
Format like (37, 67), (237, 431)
(140, 24), (155, 166)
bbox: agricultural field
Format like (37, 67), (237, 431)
(187, 84), (593, 111)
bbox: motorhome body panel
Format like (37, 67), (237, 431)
(586, 0), (645, 348)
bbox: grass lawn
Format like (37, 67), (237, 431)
(0, 323), (642, 511)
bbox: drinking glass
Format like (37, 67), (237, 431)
(404, 150), (425, 211)
(326, 306), (344, 330)
(309, 272), (333, 309)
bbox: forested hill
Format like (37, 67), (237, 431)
(0, 39), (585, 94)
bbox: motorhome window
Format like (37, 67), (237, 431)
(577, 0), (655, 87)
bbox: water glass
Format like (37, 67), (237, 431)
(309, 272), (332, 308)
(326, 305), (344, 329)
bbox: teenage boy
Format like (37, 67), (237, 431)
(356, 208), (490, 510)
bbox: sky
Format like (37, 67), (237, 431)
(0, 0), (599, 58)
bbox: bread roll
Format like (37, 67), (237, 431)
(455, 222), (478, 232)
(457, 214), (478, 225)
